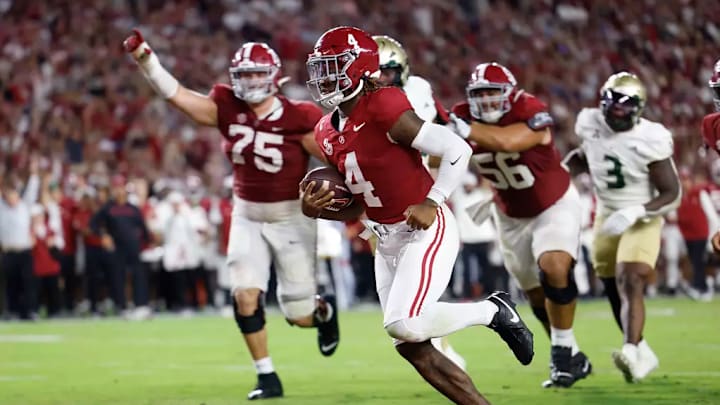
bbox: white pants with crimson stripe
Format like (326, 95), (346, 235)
(375, 205), (497, 344)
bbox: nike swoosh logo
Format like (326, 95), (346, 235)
(496, 297), (519, 323)
(320, 341), (338, 352)
(353, 122), (366, 132)
(450, 155), (462, 165)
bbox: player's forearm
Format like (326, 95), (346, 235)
(562, 147), (588, 176)
(411, 122), (472, 205)
(128, 39), (179, 99)
(304, 199), (364, 222)
(468, 122), (540, 153)
(644, 190), (681, 217)
(645, 158), (681, 217)
(125, 31), (217, 126)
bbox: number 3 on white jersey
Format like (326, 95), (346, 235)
(344, 151), (382, 207)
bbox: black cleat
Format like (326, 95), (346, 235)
(486, 291), (534, 365)
(547, 346), (575, 387)
(315, 294), (339, 357)
(542, 349), (593, 388)
(571, 351), (592, 381)
(247, 372), (283, 400)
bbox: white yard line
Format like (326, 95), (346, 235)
(0, 335), (63, 343)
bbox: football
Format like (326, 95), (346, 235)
(301, 166), (354, 211)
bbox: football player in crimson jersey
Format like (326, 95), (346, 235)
(372, 34), (466, 372)
(124, 30), (338, 400)
(447, 62), (592, 388)
(702, 59), (720, 254)
(301, 26), (533, 405)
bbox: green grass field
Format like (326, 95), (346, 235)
(2, 298), (719, 405)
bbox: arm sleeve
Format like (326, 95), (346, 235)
(411, 122), (472, 205)
(700, 190), (720, 234)
(22, 174), (40, 205)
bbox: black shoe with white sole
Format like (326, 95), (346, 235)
(247, 372), (283, 400)
(316, 294), (339, 357)
(542, 348), (593, 388)
(486, 291), (534, 365)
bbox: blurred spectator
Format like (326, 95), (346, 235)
(449, 173), (504, 298)
(345, 220), (376, 302)
(91, 175), (151, 319)
(30, 203), (62, 317)
(676, 171), (718, 300)
(0, 167), (39, 320)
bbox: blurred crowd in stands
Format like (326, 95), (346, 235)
(1, 0), (719, 319)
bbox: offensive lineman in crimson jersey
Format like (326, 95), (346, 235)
(701, 59), (720, 254)
(448, 62), (592, 388)
(123, 31), (338, 400)
(301, 26), (533, 405)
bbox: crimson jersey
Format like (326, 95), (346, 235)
(452, 91), (570, 218)
(702, 112), (720, 153)
(315, 87), (434, 224)
(677, 185), (710, 240)
(210, 84), (322, 202)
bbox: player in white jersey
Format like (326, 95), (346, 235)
(564, 72), (681, 383)
(373, 35), (466, 371)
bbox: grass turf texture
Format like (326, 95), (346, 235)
(2, 298), (719, 405)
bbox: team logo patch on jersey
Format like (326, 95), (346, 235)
(339, 135), (345, 144)
(323, 138), (333, 155)
(527, 111), (554, 130)
(236, 113), (247, 124)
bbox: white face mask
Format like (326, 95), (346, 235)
(479, 109), (504, 123)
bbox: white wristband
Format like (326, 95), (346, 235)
(134, 42), (179, 99)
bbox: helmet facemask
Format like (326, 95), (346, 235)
(711, 82), (720, 112)
(229, 65), (278, 104)
(467, 84), (512, 123)
(306, 51), (363, 109)
(600, 89), (643, 132)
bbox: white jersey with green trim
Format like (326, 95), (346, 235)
(575, 107), (674, 215)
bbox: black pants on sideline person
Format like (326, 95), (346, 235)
(3, 250), (35, 319)
(36, 275), (61, 317)
(114, 249), (149, 308)
(86, 245), (121, 313)
(686, 239), (708, 293)
(58, 253), (78, 311)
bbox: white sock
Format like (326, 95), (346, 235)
(254, 357), (274, 374)
(551, 327), (579, 355)
(396, 301), (499, 340)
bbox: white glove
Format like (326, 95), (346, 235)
(465, 195), (495, 225)
(446, 113), (471, 139)
(601, 205), (646, 235)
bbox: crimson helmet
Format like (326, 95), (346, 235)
(466, 62), (517, 123)
(710, 59), (720, 112)
(306, 26), (380, 109)
(229, 43), (282, 104)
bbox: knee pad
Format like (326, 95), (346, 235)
(279, 295), (315, 322)
(385, 319), (426, 343)
(540, 269), (578, 305)
(531, 305), (549, 324)
(232, 293), (265, 334)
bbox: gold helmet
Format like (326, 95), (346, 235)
(372, 35), (409, 87)
(599, 72), (647, 132)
